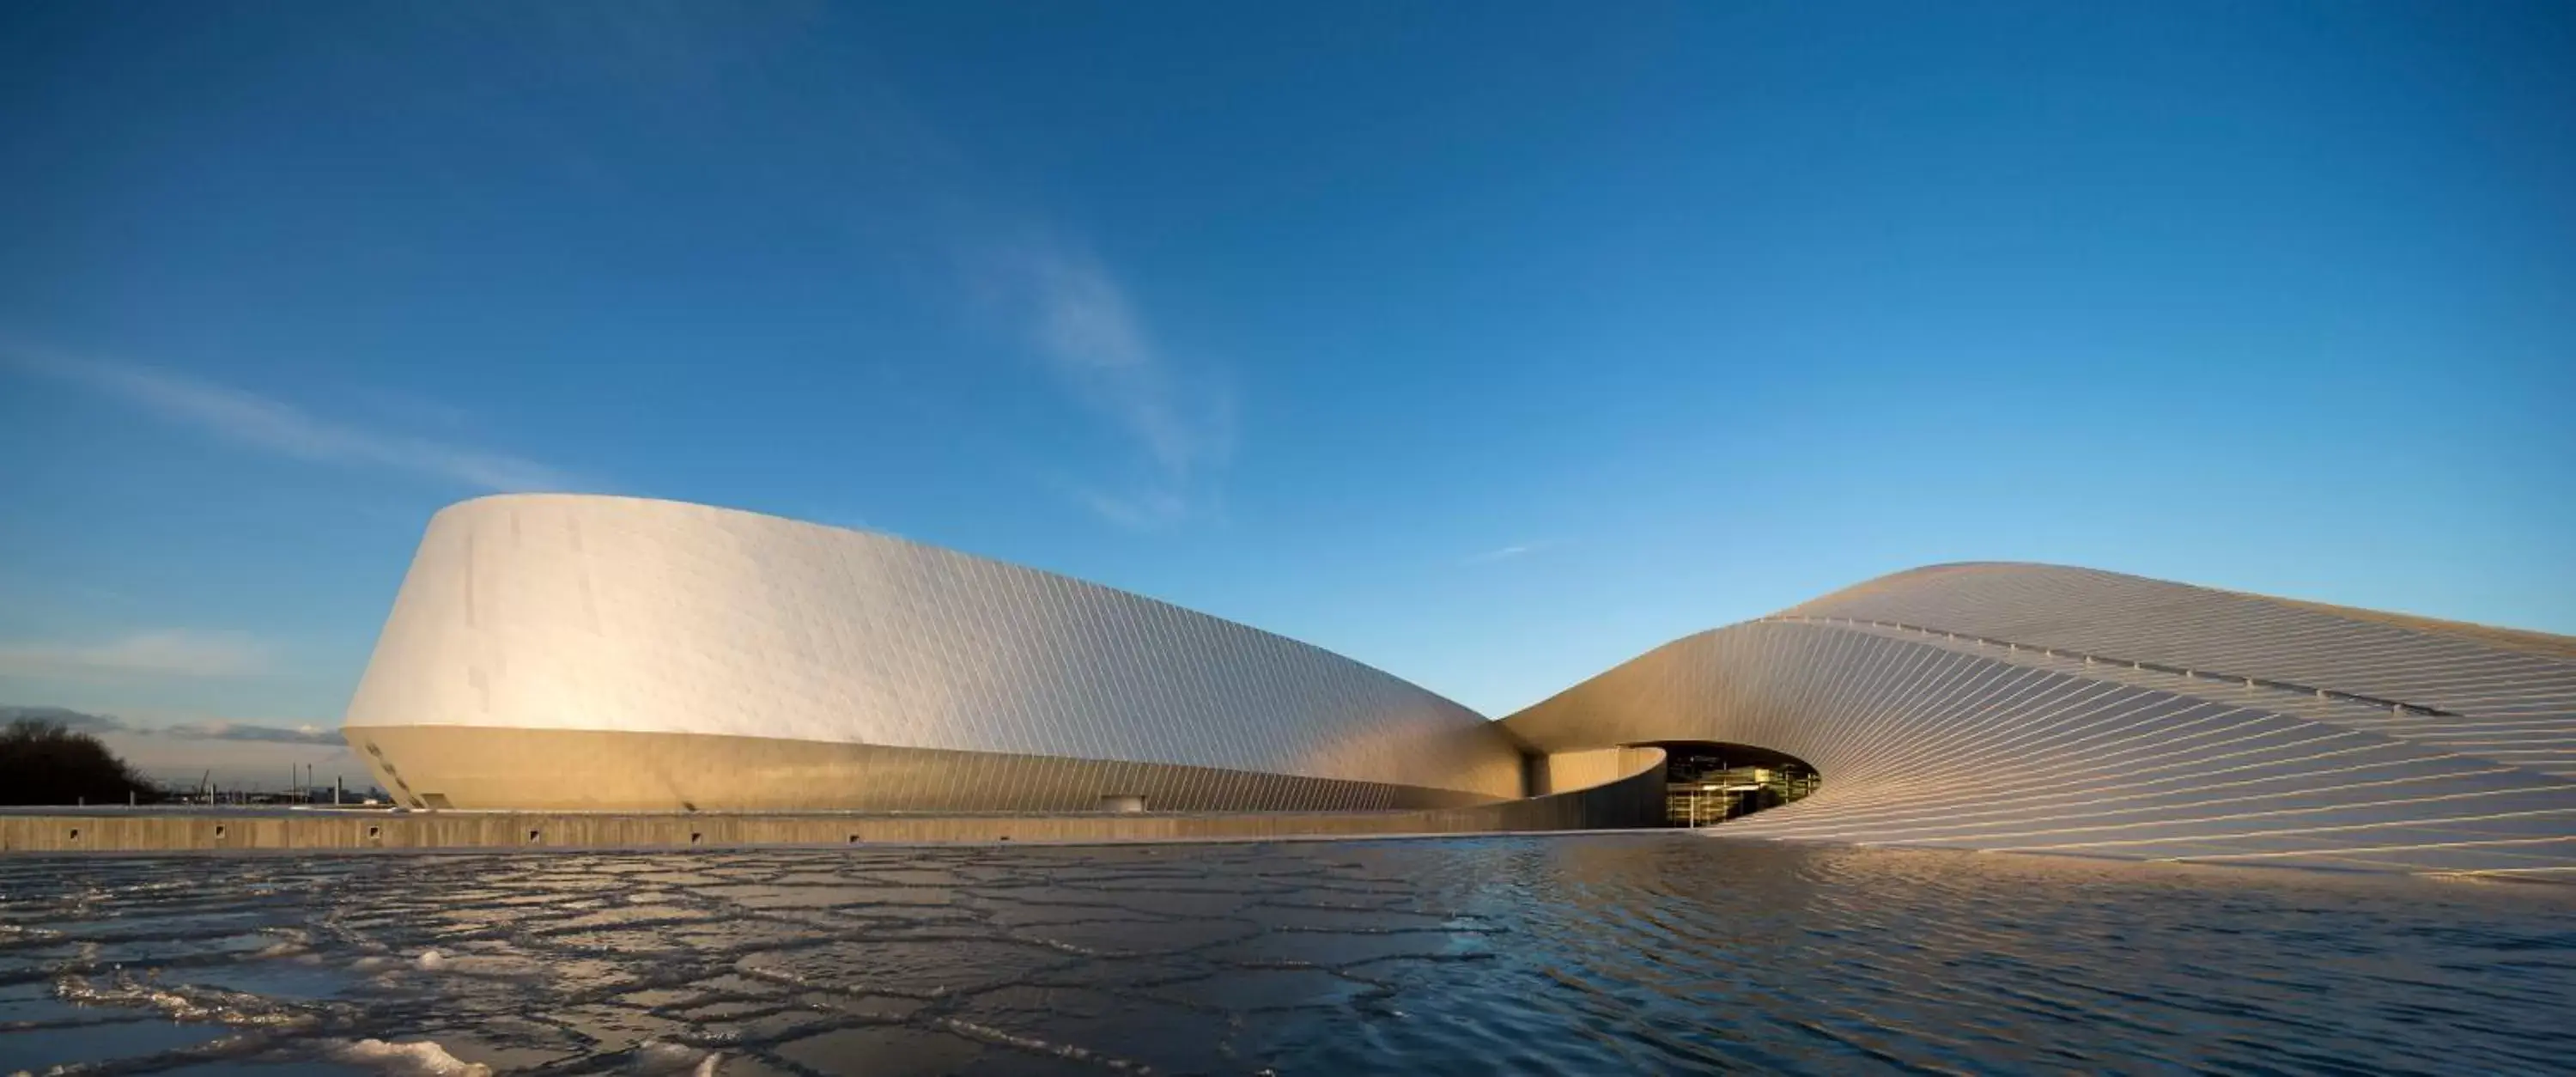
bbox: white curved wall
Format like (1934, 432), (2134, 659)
(343, 495), (1526, 805)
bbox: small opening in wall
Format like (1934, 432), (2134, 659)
(999, 836), (1012, 842)
(526, 829), (541, 843)
(1638, 740), (1821, 829)
(67, 828), (80, 841)
(847, 834), (860, 844)
(690, 832), (702, 845)
(367, 826), (381, 840)
(214, 825), (226, 839)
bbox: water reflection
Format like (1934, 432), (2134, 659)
(3, 837), (2571, 1075)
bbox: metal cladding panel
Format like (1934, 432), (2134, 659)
(343, 495), (1525, 803)
(1786, 563), (2576, 776)
(1503, 566), (2576, 877)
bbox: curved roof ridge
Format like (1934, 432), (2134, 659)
(1785, 562), (2574, 657)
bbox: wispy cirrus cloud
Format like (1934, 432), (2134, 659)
(3, 343), (571, 492)
(1463, 540), (1561, 566)
(1073, 487), (1193, 532)
(0, 630), (274, 679)
(981, 238), (1234, 529)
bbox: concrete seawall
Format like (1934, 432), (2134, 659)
(2, 751), (1668, 853)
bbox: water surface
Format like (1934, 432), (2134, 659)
(3, 835), (2571, 1075)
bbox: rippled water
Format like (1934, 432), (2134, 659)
(3, 835), (2572, 1075)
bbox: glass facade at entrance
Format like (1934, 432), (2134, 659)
(1656, 744), (1819, 827)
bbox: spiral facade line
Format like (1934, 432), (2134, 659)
(1502, 564), (2576, 876)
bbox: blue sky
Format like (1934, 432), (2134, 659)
(3, 3), (2571, 783)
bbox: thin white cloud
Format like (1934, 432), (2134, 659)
(155, 720), (342, 745)
(985, 239), (1233, 527)
(0, 705), (338, 744)
(3, 343), (571, 491)
(1464, 540), (1561, 566)
(0, 630), (274, 678)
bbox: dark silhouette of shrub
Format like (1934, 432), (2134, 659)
(0, 718), (160, 806)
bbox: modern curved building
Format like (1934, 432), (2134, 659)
(342, 495), (1526, 813)
(345, 496), (2576, 875)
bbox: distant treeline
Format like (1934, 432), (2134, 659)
(1, 718), (160, 806)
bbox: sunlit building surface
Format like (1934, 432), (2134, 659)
(341, 496), (1528, 813)
(346, 496), (2576, 874)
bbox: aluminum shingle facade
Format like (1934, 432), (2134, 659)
(342, 495), (1527, 811)
(1502, 564), (2576, 876)
(339, 496), (2576, 876)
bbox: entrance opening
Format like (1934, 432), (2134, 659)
(1642, 742), (1819, 827)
